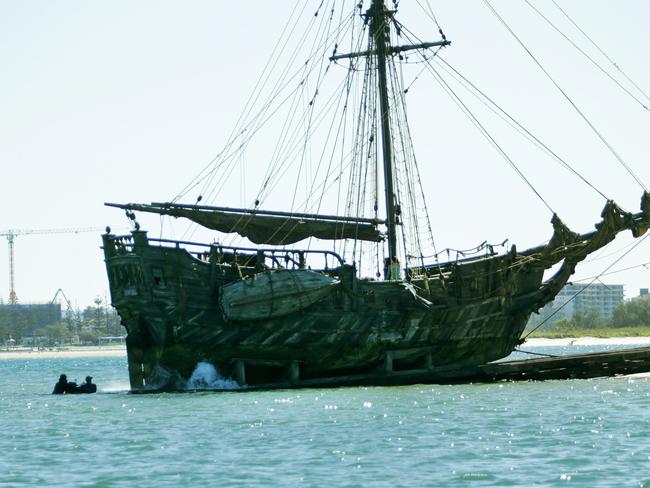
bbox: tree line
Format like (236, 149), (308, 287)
(528, 298), (650, 332)
(0, 296), (123, 346)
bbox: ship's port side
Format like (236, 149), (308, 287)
(102, 230), (550, 390)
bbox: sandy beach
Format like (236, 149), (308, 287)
(0, 345), (127, 360)
(2, 337), (650, 360)
(523, 337), (650, 347)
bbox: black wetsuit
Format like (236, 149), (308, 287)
(52, 381), (67, 394)
(52, 377), (95, 394)
(77, 382), (97, 393)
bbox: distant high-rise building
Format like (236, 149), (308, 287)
(551, 283), (624, 320)
(527, 283), (625, 330)
(639, 288), (649, 298)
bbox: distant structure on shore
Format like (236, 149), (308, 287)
(527, 283), (625, 330)
(552, 283), (625, 320)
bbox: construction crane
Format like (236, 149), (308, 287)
(50, 288), (74, 309)
(0, 227), (105, 305)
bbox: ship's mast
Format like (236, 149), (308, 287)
(369, 0), (400, 279)
(330, 1), (450, 280)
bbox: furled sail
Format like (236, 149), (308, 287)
(106, 202), (384, 245)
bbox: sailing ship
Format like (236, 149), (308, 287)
(102, 1), (650, 390)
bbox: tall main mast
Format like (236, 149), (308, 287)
(369, 0), (400, 279)
(331, 1), (450, 280)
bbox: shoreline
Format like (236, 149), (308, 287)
(2, 337), (650, 360)
(523, 336), (650, 347)
(0, 345), (127, 360)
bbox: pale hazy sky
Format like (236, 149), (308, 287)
(1, 0), (649, 308)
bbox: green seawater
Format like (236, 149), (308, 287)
(1, 345), (650, 487)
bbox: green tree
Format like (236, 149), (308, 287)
(34, 322), (70, 345)
(79, 299), (124, 337)
(79, 329), (100, 345)
(106, 308), (123, 336)
(546, 308), (606, 332)
(572, 308), (606, 329)
(0, 307), (30, 340)
(611, 299), (650, 328)
(551, 317), (576, 332)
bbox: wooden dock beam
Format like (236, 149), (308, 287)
(231, 358), (302, 386)
(132, 347), (650, 394)
(234, 359), (246, 385)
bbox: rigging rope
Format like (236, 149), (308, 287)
(483, 0), (648, 193)
(172, 0), (309, 204)
(289, 1), (336, 215)
(395, 18), (612, 203)
(522, 231), (650, 339)
(568, 261), (650, 284)
(393, 68), (432, 271)
(524, 0), (648, 111)
(514, 349), (560, 358)
(394, 22), (564, 216)
(419, 53), (556, 214)
(177, 2), (354, 212)
(551, 0), (650, 103)
(433, 55), (609, 201)
(177, 1), (366, 249)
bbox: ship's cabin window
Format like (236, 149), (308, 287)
(152, 267), (165, 287)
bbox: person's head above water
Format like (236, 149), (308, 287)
(85, 376), (93, 383)
(59, 374), (67, 382)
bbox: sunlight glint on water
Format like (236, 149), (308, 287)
(1, 346), (650, 487)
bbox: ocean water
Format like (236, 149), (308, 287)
(1, 346), (650, 487)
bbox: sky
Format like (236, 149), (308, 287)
(1, 0), (649, 308)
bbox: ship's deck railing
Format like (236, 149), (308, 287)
(150, 238), (344, 269)
(106, 233), (345, 270)
(406, 250), (502, 280)
(106, 234), (134, 256)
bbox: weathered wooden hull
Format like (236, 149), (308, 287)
(102, 230), (564, 391)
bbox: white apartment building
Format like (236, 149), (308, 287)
(547, 283), (625, 320)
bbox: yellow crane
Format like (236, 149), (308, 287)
(0, 227), (105, 304)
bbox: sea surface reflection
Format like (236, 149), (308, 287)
(1, 345), (649, 487)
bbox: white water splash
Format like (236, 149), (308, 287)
(100, 381), (132, 393)
(187, 362), (240, 390)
